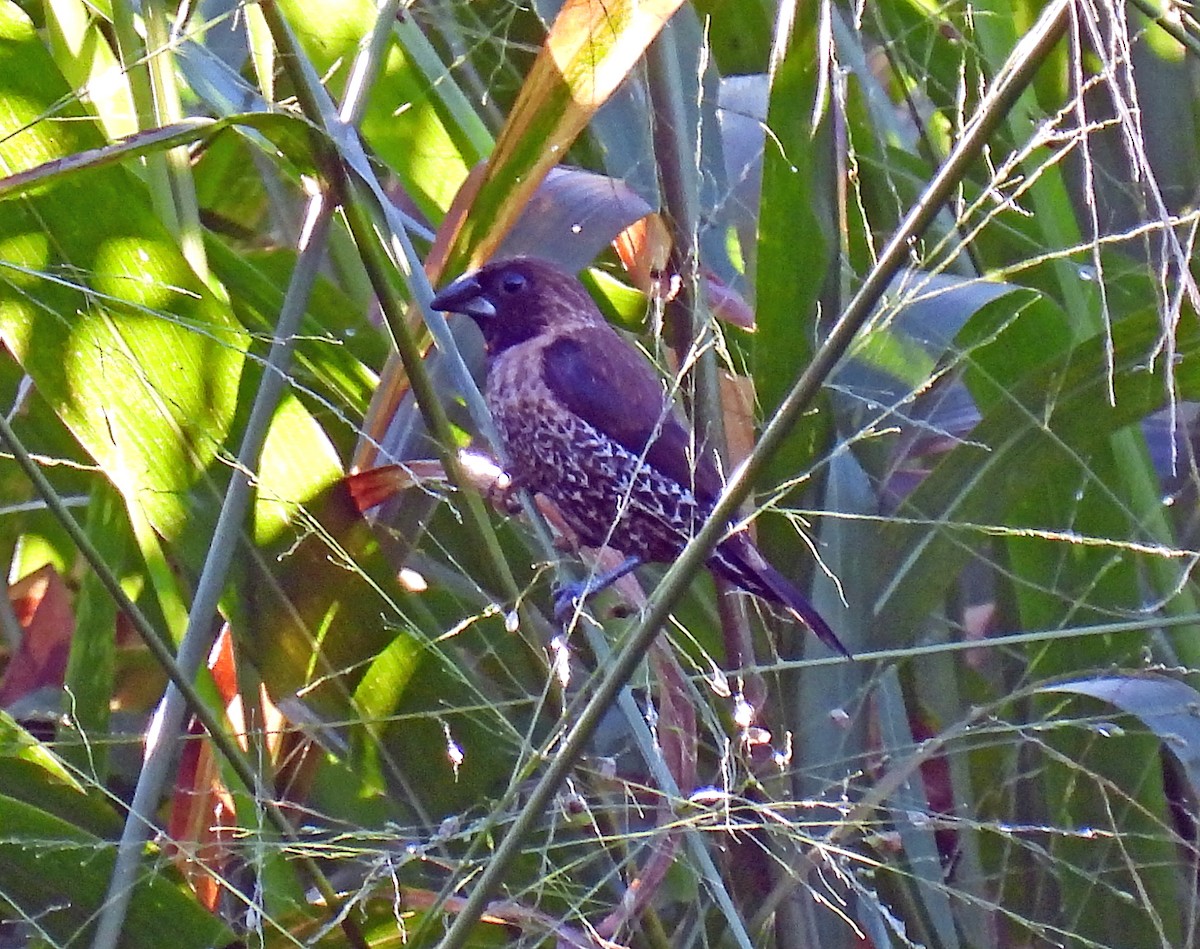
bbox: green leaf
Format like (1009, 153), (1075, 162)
(1039, 675), (1200, 795)
(0, 3), (247, 546)
(752, 0), (836, 569)
(877, 304), (1200, 640)
(0, 794), (232, 948)
(0, 710), (122, 837)
(0, 707), (81, 789)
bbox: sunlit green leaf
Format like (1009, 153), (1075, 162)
(0, 4), (246, 546)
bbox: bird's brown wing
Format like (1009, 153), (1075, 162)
(541, 327), (723, 504)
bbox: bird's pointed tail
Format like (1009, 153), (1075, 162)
(711, 534), (851, 658)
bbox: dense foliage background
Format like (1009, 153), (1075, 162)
(2, 0), (1200, 947)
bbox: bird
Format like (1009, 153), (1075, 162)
(429, 256), (849, 657)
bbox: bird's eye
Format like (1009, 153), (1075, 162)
(501, 272), (527, 294)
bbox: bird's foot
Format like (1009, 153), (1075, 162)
(552, 555), (643, 627)
(552, 580), (589, 624)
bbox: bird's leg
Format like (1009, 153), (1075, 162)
(553, 555), (642, 624)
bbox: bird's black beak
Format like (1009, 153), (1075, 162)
(429, 273), (497, 320)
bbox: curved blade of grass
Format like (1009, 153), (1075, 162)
(1039, 674), (1200, 794)
(0, 113), (320, 200)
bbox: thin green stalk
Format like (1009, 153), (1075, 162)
(1126, 0), (1200, 58)
(646, 15), (766, 708)
(646, 24), (704, 359)
(91, 188), (355, 949)
(142, 0), (210, 282)
(764, 610), (1200, 673)
(109, 0), (177, 232)
(92, 1), (407, 944)
(253, 0), (540, 635)
(645, 21), (732, 488)
(644, 27), (762, 947)
(431, 4), (1072, 946)
(339, 196), (533, 616)
(109, 0), (208, 282)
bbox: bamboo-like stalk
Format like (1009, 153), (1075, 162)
(141, 0), (210, 283)
(90, 3), (409, 947)
(431, 4), (1073, 947)
(253, 0), (548, 645)
(91, 188), (355, 949)
(109, 0), (178, 234)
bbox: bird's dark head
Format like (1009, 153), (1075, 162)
(429, 257), (603, 353)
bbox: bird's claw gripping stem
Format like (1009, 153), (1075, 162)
(552, 581), (588, 624)
(552, 555), (642, 626)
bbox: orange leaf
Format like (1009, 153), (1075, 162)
(434, 0), (686, 278)
(0, 565), (75, 705)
